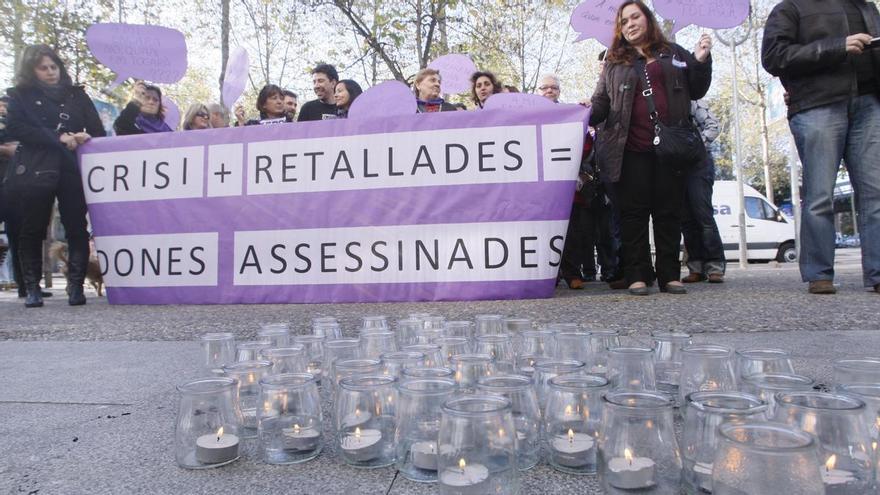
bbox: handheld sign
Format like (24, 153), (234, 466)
(427, 54), (478, 94)
(86, 23), (188, 88)
(349, 81), (417, 119)
(570, 0), (626, 47)
(482, 93), (558, 111)
(652, 0), (750, 35)
(222, 47), (249, 108)
(163, 96), (180, 131)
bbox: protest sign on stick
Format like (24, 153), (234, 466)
(86, 23), (188, 88)
(570, 0), (626, 47)
(653, 0), (750, 35)
(222, 47), (249, 108)
(427, 54), (478, 94)
(349, 81), (417, 119)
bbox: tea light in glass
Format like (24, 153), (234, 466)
(404, 343), (445, 367)
(380, 351), (426, 379)
(396, 318), (424, 347)
(175, 377), (242, 469)
(532, 359), (585, 409)
(519, 329), (556, 359)
(474, 314), (505, 336)
(360, 330), (397, 359)
(650, 331), (692, 403)
(449, 353), (495, 393)
(586, 329), (621, 375)
(679, 344), (737, 408)
(335, 375), (397, 468)
(293, 334), (326, 383)
(395, 378), (457, 482)
(401, 366), (455, 380)
(437, 337), (470, 363)
(833, 357), (880, 391)
(257, 323), (290, 347)
(477, 375), (541, 470)
(474, 334), (516, 372)
(544, 374), (608, 474)
(261, 346), (307, 374)
(607, 346), (656, 392)
(222, 360), (272, 438)
(257, 373), (322, 464)
(735, 348), (795, 379)
(361, 315), (389, 332)
(443, 321), (474, 340)
(554, 331), (591, 364)
(199, 332), (235, 374)
(234, 340), (273, 362)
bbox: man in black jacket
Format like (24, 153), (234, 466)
(762, 0), (880, 295)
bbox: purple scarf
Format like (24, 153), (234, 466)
(135, 113), (172, 133)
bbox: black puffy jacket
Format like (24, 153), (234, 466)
(762, 0), (880, 118)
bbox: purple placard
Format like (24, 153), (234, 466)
(86, 23), (188, 87)
(653, 0), (750, 34)
(571, 0), (626, 47)
(222, 47), (249, 108)
(163, 96), (180, 131)
(427, 54), (478, 94)
(349, 81), (417, 119)
(78, 106), (589, 305)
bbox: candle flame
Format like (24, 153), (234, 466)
(498, 428), (505, 438)
(624, 448), (633, 464)
(459, 458), (467, 470)
(825, 454), (836, 471)
(216, 426), (224, 441)
(873, 441), (878, 452)
(568, 429), (574, 442)
(355, 407), (361, 417)
(564, 405), (573, 417)
(355, 427), (361, 439)
(293, 424), (300, 434)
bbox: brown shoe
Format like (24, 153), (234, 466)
(808, 280), (837, 294)
(608, 279), (628, 290)
(707, 273), (724, 284)
(681, 273), (706, 283)
(568, 278), (585, 290)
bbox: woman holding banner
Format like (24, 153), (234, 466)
(589, 0), (712, 296)
(4, 44), (106, 307)
(114, 81), (172, 135)
(470, 71), (502, 109)
(334, 80), (363, 118)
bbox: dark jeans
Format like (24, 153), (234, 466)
(682, 157), (726, 276)
(614, 150), (686, 287)
(561, 203), (591, 281)
(591, 192), (619, 281)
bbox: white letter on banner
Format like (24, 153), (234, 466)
(94, 232), (218, 287)
(541, 122), (585, 182)
(245, 126), (538, 195)
(80, 146), (204, 204)
(232, 220), (567, 286)
(207, 144), (244, 197)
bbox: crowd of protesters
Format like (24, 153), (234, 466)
(1, 0), (878, 308)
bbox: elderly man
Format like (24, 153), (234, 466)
(538, 74), (561, 103)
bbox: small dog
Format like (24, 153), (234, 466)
(49, 241), (104, 296)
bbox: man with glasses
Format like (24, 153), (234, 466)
(538, 74), (561, 103)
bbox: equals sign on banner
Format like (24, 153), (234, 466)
(549, 147), (572, 162)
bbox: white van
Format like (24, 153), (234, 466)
(712, 181), (797, 263)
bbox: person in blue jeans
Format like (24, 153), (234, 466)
(762, 0), (880, 295)
(681, 100), (726, 284)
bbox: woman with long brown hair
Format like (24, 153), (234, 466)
(589, 0), (712, 296)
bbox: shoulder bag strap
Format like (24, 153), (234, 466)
(634, 57), (661, 145)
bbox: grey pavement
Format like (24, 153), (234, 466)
(0, 249), (877, 494)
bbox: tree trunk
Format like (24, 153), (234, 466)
(12, 0), (25, 75)
(219, 0), (230, 106)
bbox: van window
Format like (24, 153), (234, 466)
(745, 197), (784, 222)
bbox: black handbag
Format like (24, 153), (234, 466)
(634, 58), (706, 171)
(3, 144), (62, 194)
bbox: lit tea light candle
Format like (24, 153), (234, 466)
(281, 423), (320, 451)
(195, 426), (240, 465)
(341, 408), (372, 428)
(822, 455), (856, 495)
(590, 364), (606, 375)
(692, 460), (714, 492)
(607, 448), (656, 490)
(551, 428), (595, 468)
(439, 458), (489, 494)
(340, 426), (382, 462)
(410, 441), (438, 471)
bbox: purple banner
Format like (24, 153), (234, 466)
(78, 106), (589, 304)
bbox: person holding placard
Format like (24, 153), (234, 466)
(298, 64), (339, 121)
(588, 0), (712, 296)
(762, 0), (880, 295)
(4, 44), (106, 307)
(414, 68), (457, 113)
(245, 85), (293, 126)
(334, 80), (363, 119)
(113, 81), (172, 135)
(471, 71), (502, 109)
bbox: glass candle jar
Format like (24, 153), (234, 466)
(335, 375), (397, 468)
(519, 329), (556, 359)
(587, 329), (621, 375)
(773, 392), (874, 494)
(444, 321), (475, 340)
(438, 395), (519, 495)
(474, 334), (516, 372)
(313, 321), (342, 340)
(545, 322), (581, 334)
(833, 357), (880, 390)
(396, 318), (424, 347)
(679, 344), (738, 409)
(175, 377), (242, 469)
(235, 340), (272, 362)
(735, 348), (796, 379)
(199, 332), (235, 374)
(599, 391), (681, 494)
(607, 347), (657, 392)
(222, 360), (272, 438)
(554, 332), (592, 364)
(477, 375), (541, 471)
(839, 384), (880, 443)
(395, 378), (457, 482)
(423, 316), (446, 331)
(381, 351), (426, 379)
(651, 331), (692, 403)
(404, 344), (446, 367)
(544, 374), (608, 475)
(361, 315), (390, 332)
(712, 421), (824, 494)
(293, 335), (325, 382)
(322, 338), (360, 379)
(332, 358), (383, 397)
(474, 314), (505, 336)
(257, 323), (290, 348)
(402, 367), (455, 380)
(261, 346), (308, 374)
(360, 330), (397, 359)
(437, 337), (471, 363)
(504, 317), (533, 334)
(740, 373), (815, 417)
(532, 359), (585, 409)
(681, 391), (768, 494)
(516, 354), (542, 378)
(450, 354), (496, 393)
(257, 373), (322, 464)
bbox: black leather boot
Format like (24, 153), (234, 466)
(67, 284), (86, 306)
(66, 237), (89, 306)
(18, 246), (44, 308)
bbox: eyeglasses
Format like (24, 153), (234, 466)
(195, 113), (209, 119)
(539, 85), (560, 91)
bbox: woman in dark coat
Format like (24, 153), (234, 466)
(4, 44), (106, 307)
(113, 81), (172, 135)
(589, 0), (712, 296)
(244, 84), (294, 125)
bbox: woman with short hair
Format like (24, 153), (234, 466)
(470, 71), (502, 109)
(246, 84), (292, 125)
(114, 81), (172, 135)
(4, 44), (106, 307)
(413, 68), (457, 113)
(182, 103), (211, 130)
